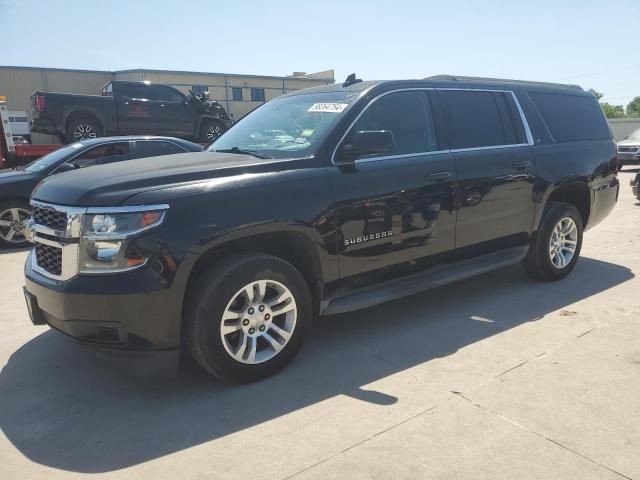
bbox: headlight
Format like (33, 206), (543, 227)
(79, 205), (168, 273)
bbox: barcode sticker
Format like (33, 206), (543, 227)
(308, 103), (349, 113)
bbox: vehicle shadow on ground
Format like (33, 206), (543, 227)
(0, 246), (30, 256)
(0, 257), (633, 473)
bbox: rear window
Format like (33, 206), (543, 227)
(529, 92), (610, 142)
(440, 90), (511, 149)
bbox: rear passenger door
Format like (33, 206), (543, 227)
(329, 89), (456, 280)
(438, 89), (535, 248)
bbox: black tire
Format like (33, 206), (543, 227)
(524, 202), (583, 281)
(199, 119), (225, 143)
(0, 200), (31, 248)
(65, 117), (103, 143)
(184, 253), (312, 382)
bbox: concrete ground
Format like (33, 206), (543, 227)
(1, 172), (639, 480)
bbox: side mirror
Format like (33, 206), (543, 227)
(53, 163), (77, 174)
(340, 130), (395, 162)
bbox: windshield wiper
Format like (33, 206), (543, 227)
(213, 147), (273, 159)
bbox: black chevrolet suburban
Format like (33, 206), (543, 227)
(23, 75), (619, 382)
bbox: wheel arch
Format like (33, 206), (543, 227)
(64, 109), (105, 135)
(196, 115), (226, 137)
(537, 182), (591, 230)
(182, 229), (325, 320)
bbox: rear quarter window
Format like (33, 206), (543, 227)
(529, 92), (611, 142)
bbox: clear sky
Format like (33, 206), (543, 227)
(2, 0), (638, 105)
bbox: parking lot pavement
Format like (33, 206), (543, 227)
(0, 172), (639, 480)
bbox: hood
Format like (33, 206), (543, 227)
(0, 168), (31, 180)
(0, 169), (42, 198)
(31, 151), (297, 206)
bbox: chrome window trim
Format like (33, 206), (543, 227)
(331, 86), (535, 166)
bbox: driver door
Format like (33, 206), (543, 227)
(147, 85), (194, 136)
(115, 83), (155, 134)
(328, 90), (457, 281)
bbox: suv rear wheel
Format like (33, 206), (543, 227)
(184, 253), (312, 382)
(524, 202), (583, 281)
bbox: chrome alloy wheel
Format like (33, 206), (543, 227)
(549, 217), (578, 269)
(206, 124), (222, 141)
(73, 124), (97, 140)
(0, 207), (30, 244)
(220, 279), (297, 364)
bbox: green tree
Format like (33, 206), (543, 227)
(626, 97), (640, 117)
(601, 103), (626, 118)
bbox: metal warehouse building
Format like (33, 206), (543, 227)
(0, 65), (334, 143)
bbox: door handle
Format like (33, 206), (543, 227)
(426, 171), (452, 182)
(511, 160), (532, 170)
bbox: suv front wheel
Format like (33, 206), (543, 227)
(184, 253), (312, 382)
(524, 202), (583, 281)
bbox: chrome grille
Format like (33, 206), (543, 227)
(35, 243), (63, 276)
(32, 206), (67, 231)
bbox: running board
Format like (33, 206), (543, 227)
(320, 245), (529, 315)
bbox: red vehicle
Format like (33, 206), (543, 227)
(1, 96), (60, 169)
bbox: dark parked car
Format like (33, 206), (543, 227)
(23, 75), (618, 382)
(31, 81), (233, 144)
(0, 136), (202, 247)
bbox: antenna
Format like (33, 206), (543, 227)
(343, 73), (362, 88)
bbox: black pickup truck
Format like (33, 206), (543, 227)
(23, 75), (619, 383)
(31, 81), (233, 143)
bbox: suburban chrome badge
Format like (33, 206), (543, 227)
(344, 230), (393, 246)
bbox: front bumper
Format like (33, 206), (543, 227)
(617, 151), (640, 165)
(24, 251), (184, 351)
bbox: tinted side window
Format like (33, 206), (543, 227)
(440, 90), (508, 149)
(136, 141), (187, 158)
(348, 91), (438, 157)
(119, 84), (150, 100)
(152, 86), (184, 102)
(68, 142), (130, 169)
(529, 92), (610, 142)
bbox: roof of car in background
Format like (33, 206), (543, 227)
(69, 136), (204, 151)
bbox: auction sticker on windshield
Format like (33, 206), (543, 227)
(308, 103), (349, 113)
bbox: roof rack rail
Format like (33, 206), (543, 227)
(425, 75), (583, 91)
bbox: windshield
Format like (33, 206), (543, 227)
(628, 128), (640, 141)
(207, 92), (358, 159)
(24, 143), (84, 172)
